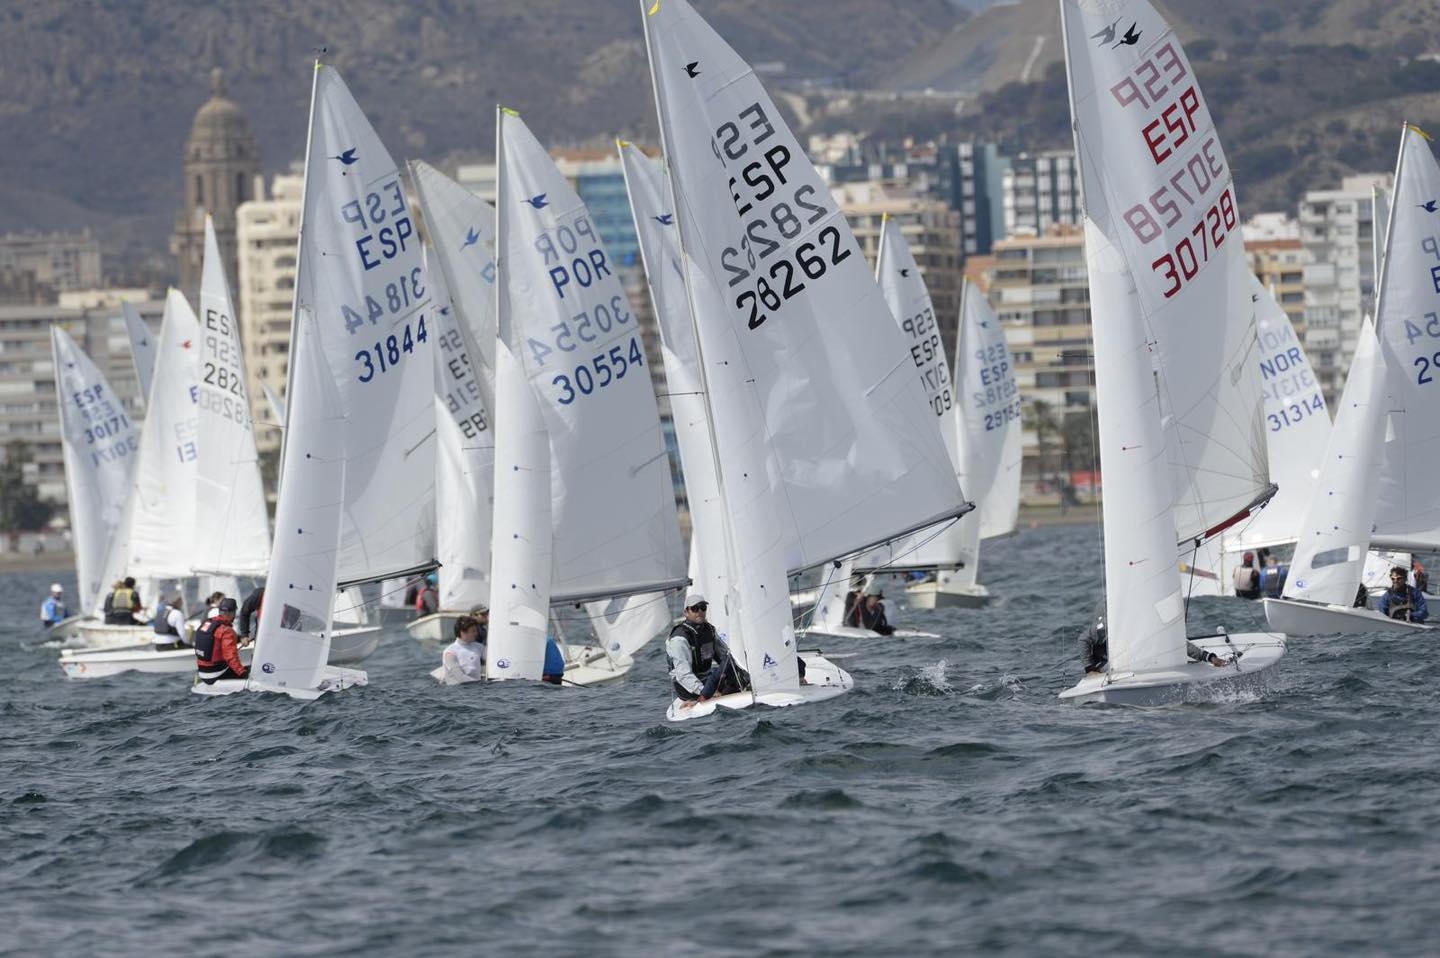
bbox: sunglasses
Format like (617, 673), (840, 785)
(688, 603), (709, 611)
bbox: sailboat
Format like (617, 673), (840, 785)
(1183, 275), (1331, 597)
(197, 63), (437, 699)
(856, 230), (1021, 611)
(48, 327), (143, 640)
(121, 301), (156, 408)
(405, 162), (497, 643)
(60, 218), (278, 677)
(640, 0), (968, 719)
(484, 107), (688, 685)
(1057, 0), (1284, 704)
(1264, 125), (1440, 636)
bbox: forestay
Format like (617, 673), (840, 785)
(1062, 0), (1269, 545)
(297, 65), (436, 587)
(193, 216), (271, 576)
(642, 0), (966, 575)
(51, 327), (141, 613)
(495, 110), (685, 604)
(409, 160), (499, 416)
(121, 301), (156, 407)
(101, 288), (200, 585)
(1373, 126), (1440, 551)
(1283, 319), (1388, 606)
(430, 259), (494, 611)
(616, 141), (729, 627)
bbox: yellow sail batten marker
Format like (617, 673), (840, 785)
(616, 138), (632, 149)
(500, 106), (521, 117)
(648, 0), (661, 15)
(1407, 123), (1432, 141)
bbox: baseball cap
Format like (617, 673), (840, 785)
(684, 593), (707, 609)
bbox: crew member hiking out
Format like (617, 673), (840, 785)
(195, 597), (247, 684)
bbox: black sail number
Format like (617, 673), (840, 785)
(728, 225), (852, 331)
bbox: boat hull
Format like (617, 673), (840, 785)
(405, 611), (464, 642)
(328, 625), (382, 664)
(46, 614), (95, 641)
(191, 665), (368, 700)
(65, 622), (156, 651)
(904, 580), (991, 610)
(1262, 597), (1432, 637)
(795, 625), (939, 640)
(60, 644), (252, 679)
(666, 651), (853, 721)
(1059, 632), (1285, 706)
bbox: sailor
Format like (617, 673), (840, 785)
(152, 594), (189, 651)
(204, 591), (226, 619)
(1083, 616), (1230, 671)
(40, 583), (67, 628)
(542, 636), (566, 686)
(667, 593), (748, 703)
(238, 585), (265, 639)
(440, 614), (485, 683)
(415, 573), (439, 617)
(1233, 552), (1261, 600)
(469, 604), (489, 644)
(1377, 566), (1429, 623)
(194, 597), (248, 684)
(846, 583), (896, 635)
(104, 577), (144, 625)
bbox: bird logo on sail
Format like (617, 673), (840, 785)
(461, 226), (481, 249)
(685, 61), (701, 78)
(1090, 18), (1119, 45)
(653, 213), (674, 225)
(1116, 22), (1140, 47)
(331, 147), (359, 166)
(1419, 200), (1438, 213)
(525, 194), (549, 210)
(899, 268), (911, 277)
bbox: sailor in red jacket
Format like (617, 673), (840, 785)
(195, 597), (248, 683)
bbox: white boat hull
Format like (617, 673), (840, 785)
(328, 625), (382, 664)
(1059, 632), (1286, 706)
(904, 580), (990, 610)
(46, 614), (95, 641)
(1262, 597), (1432, 637)
(60, 643), (253, 680)
(427, 644), (634, 687)
(191, 665), (368, 700)
(65, 622), (157, 651)
(795, 625), (939, 640)
(666, 651), (853, 721)
(405, 611), (464, 642)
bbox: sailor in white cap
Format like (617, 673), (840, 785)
(666, 593), (745, 704)
(40, 583), (68, 628)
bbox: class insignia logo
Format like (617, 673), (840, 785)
(261, 662), (275, 673)
(610, 642), (621, 652)
(1090, 18), (1119, 45)
(653, 213), (674, 225)
(899, 268), (911, 277)
(330, 147), (359, 166)
(496, 658), (511, 669)
(684, 61), (700, 78)
(1116, 22), (1140, 47)
(461, 226), (481, 249)
(525, 194), (549, 210)
(1419, 200), (1438, 213)
(762, 653), (777, 669)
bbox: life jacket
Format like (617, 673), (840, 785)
(194, 618), (229, 671)
(1415, 568), (1429, 593)
(153, 608), (179, 637)
(1233, 565), (1259, 594)
(674, 620), (717, 676)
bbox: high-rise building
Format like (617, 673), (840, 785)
(1299, 173), (1390, 402)
(984, 225), (1093, 502)
(1246, 238), (1308, 336)
(834, 181), (964, 354)
(234, 174), (303, 454)
(1002, 150), (1081, 240)
(935, 141), (1008, 259)
(0, 230), (102, 293)
(171, 68), (261, 305)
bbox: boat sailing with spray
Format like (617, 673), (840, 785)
(1057, 0), (1284, 704)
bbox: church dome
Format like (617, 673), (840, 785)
(189, 68), (253, 145)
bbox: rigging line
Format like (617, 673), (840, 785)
(796, 558), (846, 632)
(548, 587), (686, 625)
(848, 515), (961, 573)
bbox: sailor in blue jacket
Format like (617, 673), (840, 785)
(40, 583), (67, 628)
(1377, 566), (1429, 623)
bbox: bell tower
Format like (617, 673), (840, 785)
(170, 67), (260, 301)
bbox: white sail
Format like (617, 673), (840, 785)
(1229, 274), (1330, 550)
(1063, 0), (1269, 547)
(409, 160), (499, 416)
(589, 592), (674, 658)
(51, 327), (141, 612)
(193, 215), (271, 576)
(962, 282), (1025, 542)
(616, 141), (729, 625)
(811, 557), (854, 632)
(495, 109), (686, 604)
(856, 219), (968, 571)
(261, 380), (286, 429)
(121, 301), (156, 407)
(430, 257), (494, 611)
(251, 314), (347, 691)
(296, 65), (436, 587)
(642, 0), (966, 576)
(484, 339), (553, 681)
(1283, 319), (1388, 606)
(103, 288), (200, 584)
(1373, 126), (1440, 550)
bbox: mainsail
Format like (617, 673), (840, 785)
(1062, 0), (1270, 549)
(121, 301), (156, 407)
(51, 327), (141, 613)
(192, 215), (271, 576)
(641, 0), (967, 579)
